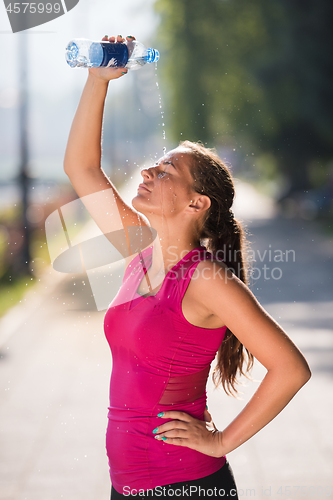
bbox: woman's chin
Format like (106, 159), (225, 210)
(132, 195), (148, 214)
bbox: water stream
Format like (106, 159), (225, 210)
(154, 63), (167, 155)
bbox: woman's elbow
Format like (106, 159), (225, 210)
(293, 358), (312, 389)
(278, 356), (312, 392)
(302, 363), (312, 384)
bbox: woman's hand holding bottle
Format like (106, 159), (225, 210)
(64, 35), (135, 186)
(88, 35), (134, 82)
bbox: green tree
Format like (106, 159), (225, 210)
(155, 0), (333, 192)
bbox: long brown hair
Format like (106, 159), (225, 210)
(180, 140), (254, 395)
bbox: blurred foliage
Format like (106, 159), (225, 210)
(155, 0), (333, 193)
(0, 275), (35, 318)
(0, 185), (84, 317)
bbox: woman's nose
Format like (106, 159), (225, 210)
(140, 167), (153, 179)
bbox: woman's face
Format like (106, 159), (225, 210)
(132, 148), (198, 219)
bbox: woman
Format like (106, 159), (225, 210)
(64, 35), (311, 499)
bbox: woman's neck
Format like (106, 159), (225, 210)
(139, 236), (201, 295)
(148, 229), (200, 276)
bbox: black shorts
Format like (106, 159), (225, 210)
(111, 460), (238, 499)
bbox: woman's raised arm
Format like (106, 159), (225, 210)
(63, 35), (148, 247)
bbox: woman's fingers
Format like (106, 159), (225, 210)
(155, 430), (188, 441)
(156, 435), (188, 447)
(102, 35), (124, 42)
(154, 423), (189, 443)
(153, 412), (193, 440)
(203, 408), (212, 423)
(157, 410), (193, 422)
(154, 419), (188, 436)
(101, 35), (135, 43)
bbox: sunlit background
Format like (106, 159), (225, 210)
(0, 0), (332, 498)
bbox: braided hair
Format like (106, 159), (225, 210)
(180, 140), (254, 395)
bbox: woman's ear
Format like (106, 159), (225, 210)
(188, 195), (211, 213)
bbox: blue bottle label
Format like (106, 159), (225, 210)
(100, 42), (129, 68)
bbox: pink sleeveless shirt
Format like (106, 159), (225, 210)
(104, 246), (227, 493)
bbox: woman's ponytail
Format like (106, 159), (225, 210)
(210, 216), (254, 395)
(180, 140), (254, 395)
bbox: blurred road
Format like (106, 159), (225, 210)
(0, 174), (332, 500)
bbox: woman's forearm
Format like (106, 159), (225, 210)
(218, 364), (311, 456)
(64, 73), (109, 174)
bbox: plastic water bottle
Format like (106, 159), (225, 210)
(65, 38), (159, 70)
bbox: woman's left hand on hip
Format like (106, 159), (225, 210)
(153, 409), (224, 458)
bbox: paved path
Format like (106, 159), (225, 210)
(0, 174), (332, 500)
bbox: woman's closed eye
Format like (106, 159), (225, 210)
(157, 163), (173, 178)
(157, 170), (169, 178)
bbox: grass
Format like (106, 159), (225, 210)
(0, 275), (36, 318)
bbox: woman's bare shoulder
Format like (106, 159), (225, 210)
(191, 258), (259, 313)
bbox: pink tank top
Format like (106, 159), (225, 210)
(104, 246), (227, 493)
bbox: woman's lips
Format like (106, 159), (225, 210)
(138, 184), (150, 192)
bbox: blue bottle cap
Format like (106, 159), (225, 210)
(145, 48), (160, 64)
